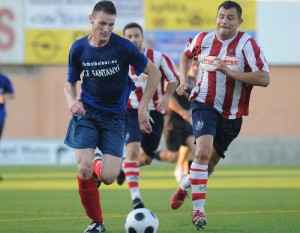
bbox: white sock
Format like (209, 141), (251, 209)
(179, 174), (191, 190)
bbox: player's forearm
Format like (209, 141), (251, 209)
(139, 63), (161, 109)
(229, 70), (270, 87)
(162, 81), (178, 104)
(165, 81), (178, 95)
(64, 82), (77, 104)
(179, 52), (191, 84)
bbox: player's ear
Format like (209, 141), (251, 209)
(89, 15), (94, 24)
(239, 18), (243, 26)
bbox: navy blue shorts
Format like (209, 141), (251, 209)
(126, 109), (164, 157)
(191, 101), (242, 158)
(64, 104), (127, 157)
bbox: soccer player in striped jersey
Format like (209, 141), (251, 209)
(64, 2), (161, 232)
(170, 1), (270, 230)
(117, 22), (179, 209)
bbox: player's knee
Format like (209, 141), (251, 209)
(78, 167), (93, 180)
(140, 155), (153, 165)
(195, 146), (211, 161)
(158, 151), (178, 163)
(101, 174), (115, 185)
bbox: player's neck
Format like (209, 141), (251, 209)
(216, 31), (238, 42)
(88, 34), (109, 47)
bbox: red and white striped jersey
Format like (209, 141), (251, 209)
(185, 31), (269, 119)
(127, 48), (179, 112)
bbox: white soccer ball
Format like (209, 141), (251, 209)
(125, 208), (159, 233)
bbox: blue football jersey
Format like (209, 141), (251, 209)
(67, 33), (148, 113)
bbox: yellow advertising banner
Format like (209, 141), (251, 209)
(25, 30), (90, 65)
(25, 29), (123, 65)
(145, 0), (256, 30)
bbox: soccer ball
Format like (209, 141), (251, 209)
(125, 208), (159, 233)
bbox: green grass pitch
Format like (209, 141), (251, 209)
(0, 163), (300, 232)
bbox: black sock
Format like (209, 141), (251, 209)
(188, 160), (192, 169)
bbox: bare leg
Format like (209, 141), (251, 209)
(174, 146), (189, 182)
(208, 147), (221, 175)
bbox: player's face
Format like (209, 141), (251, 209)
(89, 11), (116, 45)
(124, 27), (144, 51)
(216, 7), (243, 41)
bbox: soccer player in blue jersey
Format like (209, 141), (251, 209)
(0, 72), (15, 140)
(0, 73), (15, 181)
(63, 1), (161, 232)
(0, 72), (15, 182)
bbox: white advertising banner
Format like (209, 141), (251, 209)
(113, 0), (144, 30)
(25, 0), (144, 30)
(0, 139), (76, 165)
(25, 0), (94, 30)
(0, 0), (24, 64)
(257, 1), (300, 65)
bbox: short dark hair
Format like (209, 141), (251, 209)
(218, 1), (242, 18)
(92, 0), (117, 16)
(123, 22), (143, 36)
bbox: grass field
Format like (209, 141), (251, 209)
(0, 163), (300, 233)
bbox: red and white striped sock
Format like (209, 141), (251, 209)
(189, 162), (208, 213)
(123, 160), (141, 200)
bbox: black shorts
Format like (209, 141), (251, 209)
(165, 115), (194, 151)
(126, 109), (164, 157)
(192, 101), (243, 158)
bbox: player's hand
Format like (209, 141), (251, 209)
(138, 106), (152, 134)
(176, 82), (190, 98)
(68, 100), (85, 116)
(176, 82), (186, 96)
(0, 94), (5, 104)
(215, 58), (232, 76)
(156, 95), (169, 113)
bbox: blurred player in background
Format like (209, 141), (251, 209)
(170, 0), (270, 230)
(0, 72), (15, 140)
(155, 57), (199, 182)
(0, 72), (15, 181)
(114, 22), (178, 209)
(64, 2), (161, 232)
